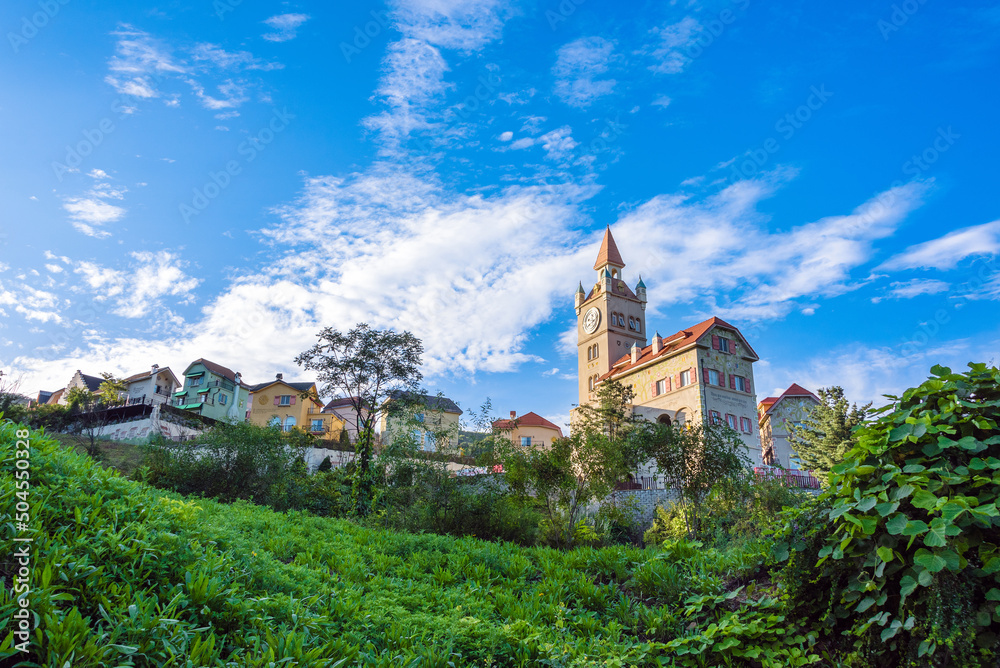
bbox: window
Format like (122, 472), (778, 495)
(733, 376), (749, 392)
(726, 414), (738, 430)
(678, 369), (693, 387)
(718, 337), (731, 353)
(593, 343), (598, 359)
(635, 320), (640, 333)
(587, 347), (592, 361)
(708, 369), (720, 386)
(628, 317), (635, 330)
(657, 414), (672, 426)
(283, 416), (296, 432)
(412, 429), (423, 444)
(655, 379), (667, 395)
(414, 412), (424, 423)
(189, 376), (203, 387)
(424, 432), (437, 452)
(219, 393), (228, 405)
(278, 395), (291, 406)
(311, 419), (324, 432)
(740, 417), (753, 433)
(520, 436), (532, 446)
(588, 376), (594, 391)
(710, 410), (721, 425)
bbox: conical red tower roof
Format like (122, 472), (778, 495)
(593, 226), (625, 270)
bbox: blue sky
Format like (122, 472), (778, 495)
(1, 0), (998, 429)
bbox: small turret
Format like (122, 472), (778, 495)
(630, 342), (640, 364)
(636, 275), (647, 310)
(575, 282), (585, 310)
(602, 266), (613, 291)
(651, 331), (662, 355)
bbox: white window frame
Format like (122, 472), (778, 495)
(520, 436), (532, 446)
(279, 395), (291, 406)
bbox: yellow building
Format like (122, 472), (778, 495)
(576, 227), (763, 465)
(247, 374), (344, 438)
(492, 410), (564, 448)
(379, 391), (463, 451)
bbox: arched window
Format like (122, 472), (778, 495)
(635, 320), (640, 333)
(628, 317), (635, 330)
(588, 376), (594, 391)
(594, 343), (599, 359)
(587, 347), (592, 361)
(657, 414), (672, 426)
(284, 415), (297, 432)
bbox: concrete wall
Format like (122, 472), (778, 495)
(604, 488), (678, 528)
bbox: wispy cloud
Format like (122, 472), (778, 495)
(75, 251), (200, 318)
(262, 13), (311, 42)
(878, 219), (1000, 270)
(647, 17), (701, 75)
(62, 171), (128, 238)
(871, 278), (950, 303)
(552, 36), (617, 108)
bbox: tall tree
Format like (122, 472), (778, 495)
(296, 323), (423, 515)
(788, 386), (870, 483)
(97, 372), (128, 405)
(646, 422), (751, 538)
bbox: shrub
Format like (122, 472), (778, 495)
(775, 363), (1000, 666)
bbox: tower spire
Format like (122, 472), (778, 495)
(593, 226), (625, 271)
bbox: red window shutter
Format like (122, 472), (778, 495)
(745, 378), (752, 394)
(690, 368), (697, 384)
(666, 377), (672, 392)
(719, 373), (726, 388)
(730, 375), (736, 390)
(674, 373), (680, 388)
(274, 396), (280, 406)
(290, 396), (296, 405)
(712, 335), (719, 350)
(703, 368), (710, 384)
(651, 382), (658, 397)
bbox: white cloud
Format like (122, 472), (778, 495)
(74, 251), (200, 319)
(552, 36), (617, 108)
(871, 278), (950, 303)
(498, 131), (513, 141)
(878, 220), (1000, 271)
(647, 17), (701, 75)
(262, 13), (311, 42)
(63, 198), (126, 238)
(539, 126), (579, 162)
(614, 174), (931, 321)
(189, 44), (282, 71)
(652, 95), (672, 108)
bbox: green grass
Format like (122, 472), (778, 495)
(49, 433), (147, 477)
(1, 422), (820, 667)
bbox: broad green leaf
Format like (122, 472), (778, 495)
(875, 501), (899, 517)
(899, 575), (918, 597)
(910, 490), (939, 510)
(901, 520), (929, 536)
(939, 549), (960, 571)
(889, 424), (913, 442)
(858, 516), (879, 535)
(856, 496), (878, 512)
(939, 501), (966, 522)
(922, 521), (947, 548)
(902, 464), (925, 474)
(914, 549), (947, 573)
(885, 513), (908, 535)
(892, 485), (915, 501)
(985, 588), (1000, 602)
(856, 596), (877, 612)
(876, 547), (894, 563)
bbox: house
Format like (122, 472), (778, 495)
(247, 374), (344, 437)
(758, 383), (821, 470)
(57, 370), (104, 404)
(492, 411), (564, 447)
(322, 396), (371, 442)
(576, 227), (762, 465)
(379, 391), (463, 452)
(122, 364), (181, 406)
(171, 358), (250, 422)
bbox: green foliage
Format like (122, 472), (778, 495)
(338, 427), (351, 448)
(0, 419), (818, 666)
(97, 372), (128, 405)
(317, 455), (333, 472)
(144, 421), (309, 508)
(788, 386), (871, 483)
(775, 363), (1000, 666)
(296, 323), (424, 517)
(645, 422), (752, 538)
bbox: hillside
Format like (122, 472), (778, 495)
(0, 422), (815, 667)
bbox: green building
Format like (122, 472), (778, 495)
(171, 358), (250, 423)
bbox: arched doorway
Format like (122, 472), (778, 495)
(657, 414), (672, 426)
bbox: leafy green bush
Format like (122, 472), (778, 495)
(775, 363), (1000, 666)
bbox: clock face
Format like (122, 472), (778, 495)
(583, 307), (601, 334)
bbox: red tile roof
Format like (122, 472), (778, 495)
(598, 316), (758, 382)
(759, 383), (820, 422)
(324, 396), (370, 412)
(593, 227), (625, 270)
(187, 358), (240, 383)
(492, 411), (564, 437)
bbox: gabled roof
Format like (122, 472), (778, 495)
(77, 373), (103, 392)
(323, 396), (370, 412)
(384, 391), (463, 415)
(758, 383), (820, 423)
(598, 316), (758, 382)
(492, 411), (564, 437)
(124, 367), (180, 388)
(593, 226), (625, 270)
(185, 358), (240, 383)
(247, 380), (316, 394)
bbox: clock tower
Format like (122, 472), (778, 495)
(576, 227), (648, 406)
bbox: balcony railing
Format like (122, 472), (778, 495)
(754, 466), (821, 490)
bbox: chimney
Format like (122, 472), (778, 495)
(652, 332), (662, 355)
(276, 373), (283, 381)
(151, 364), (159, 374)
(630, 343), (640, 364)
(510, 411), (516, 419)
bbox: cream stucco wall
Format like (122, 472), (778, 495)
(761, 396), (818, 469)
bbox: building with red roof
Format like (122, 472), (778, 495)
(574, 227), (763, 466)
(492, 410), (564, 448)
(757, 383), (821, 470)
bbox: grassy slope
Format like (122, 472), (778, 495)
(0, 423), (810, 667)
